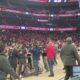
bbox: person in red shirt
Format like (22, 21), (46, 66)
(45, 39), (55, 77)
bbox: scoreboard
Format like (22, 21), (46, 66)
(48, 0), (66, 2)
(27, 0), (77, 2)
(8, 0), (78, 4)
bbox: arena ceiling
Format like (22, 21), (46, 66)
(0, 0), (79, 9)
(0, 0), (79, 28)
(0, 11), (79, 28)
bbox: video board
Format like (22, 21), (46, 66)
(27, 0), (77, 2)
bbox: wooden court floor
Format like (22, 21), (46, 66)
(22, 55), (65, 80)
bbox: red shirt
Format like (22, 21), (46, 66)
(45, 44), (55, 59)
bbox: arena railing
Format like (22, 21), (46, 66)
(0, 25), (79, 31)
(0, 7), (80, 17)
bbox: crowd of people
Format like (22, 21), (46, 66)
(0, 30), (79, 44)
(0, 29), (79, 80)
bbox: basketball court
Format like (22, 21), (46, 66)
(22, 55), (65, 80)
(21, 51), (80, 80)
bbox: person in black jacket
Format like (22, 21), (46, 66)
(30, 44), (41, 75)
(8, 49), (18, 71)
(17, 45), (26, 76)
(0, 42), (20, 80)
